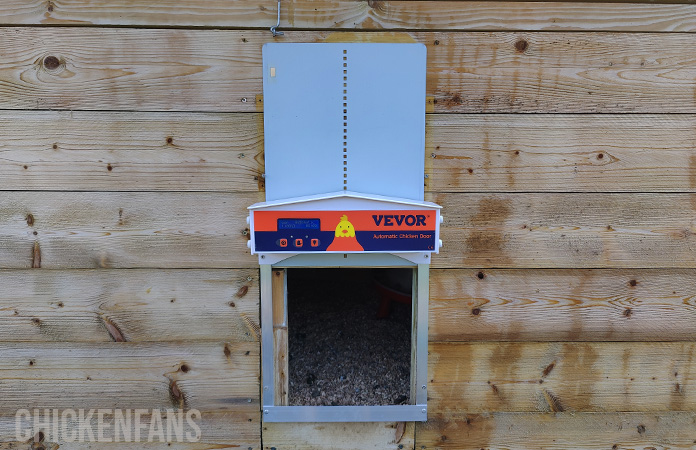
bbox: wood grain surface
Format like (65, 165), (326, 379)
(3, 29), (696, 113)
(417, 412), (696, 450)
(429, 341), (696, 413)
(3, 1), (696, 32)
(429, 269), (696, 341)
(425, 114), (696, 193)
(434, 192), (696, 269)
(0, 342), (259, 411)
(0, 111), (264, 192)
(0, 269), (258, 342)
(0, 191), (259, 269)
(263, 421), (415, 450)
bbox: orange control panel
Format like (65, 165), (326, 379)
(252, 209), (438, 253)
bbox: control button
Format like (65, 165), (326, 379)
(294, 238), (303, 248)
(278, 238), (288, 248)
(311, 238), (320, 247)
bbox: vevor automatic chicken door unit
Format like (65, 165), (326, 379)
(249, 43), (441, 422)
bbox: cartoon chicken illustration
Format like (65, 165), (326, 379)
(326, 214), (364, 251)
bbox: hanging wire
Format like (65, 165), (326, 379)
(270, 0), (284, 37)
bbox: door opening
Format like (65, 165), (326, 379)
(287, 268), (412, 406)
(260, 262), (429, 422)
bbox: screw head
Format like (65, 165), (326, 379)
(264, 386), (268, 390)
(241, 97), (248, 102)
(421, 408), (427, 413)
(421, 385), (426, 390)
(264, 410), (269, 415)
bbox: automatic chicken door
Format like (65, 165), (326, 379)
(249, 43), (441, 422)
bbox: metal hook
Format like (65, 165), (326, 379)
(270, 0), (284, 37)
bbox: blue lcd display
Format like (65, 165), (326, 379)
(277, 218), (321, 230)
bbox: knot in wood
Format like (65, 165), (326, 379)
(43, 56), (60, 70)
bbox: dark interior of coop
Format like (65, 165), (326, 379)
(287, 267), (413, 406)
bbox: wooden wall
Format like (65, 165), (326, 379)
(2, 1), (696, 449)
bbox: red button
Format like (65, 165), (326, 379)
(294, 238), (303, 247)
(311, 239), (319, 247)
(279, 239), (288, 247)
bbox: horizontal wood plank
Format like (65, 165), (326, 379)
(263, 422), (414, 450)
(425, 114), (696, 193)
(433, 192), (696, 269)
(0, 342), (259, 411)
(429, 341), (696, 413)
(0, 410), (260, 449)
(0, 111), (264, 192)
(417, 412), (696, 450)
(3, 29), (696, 112)
(423, 31), (696, 113)
(4, 1), (696, 32)
(430, 269), (696, 341)
(7, 112), (696, 193)
(0, 191), (259, 269)
(0, 269), (258, 342)
(4, 192), (696, 269)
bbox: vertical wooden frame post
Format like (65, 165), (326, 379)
(272, 268), (288, 406)
(260, 264), (274, 411)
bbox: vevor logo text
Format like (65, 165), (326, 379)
(372, 214), (426, 227)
